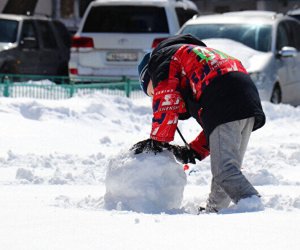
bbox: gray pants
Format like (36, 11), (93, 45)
(206, 117), (259, 212)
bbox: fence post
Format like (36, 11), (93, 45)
(125, 77), (131, 98)
(3, 76), (11, 97)
(69, 83), (75, 98)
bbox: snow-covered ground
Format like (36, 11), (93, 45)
(1, 92), (300, 250)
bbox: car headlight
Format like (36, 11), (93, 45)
(249, 72), (266, 87)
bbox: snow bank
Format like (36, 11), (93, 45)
(104, 149), (187, 213)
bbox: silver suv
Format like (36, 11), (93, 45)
(179, 11), (300, 105)
(69, 0), (198, 81)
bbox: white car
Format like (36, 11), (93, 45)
(179, 11), (300, 105)
(69, 0), (198, 81)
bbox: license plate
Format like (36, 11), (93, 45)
(106, 52), (138, 62)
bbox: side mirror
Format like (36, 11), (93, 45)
(277, 46), (297, 58)
(20, 37), (38, 49)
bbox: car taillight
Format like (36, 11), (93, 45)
(69, 68), (78, 75)
(151, 37), (168, 48)
(71, 36), (94, 48)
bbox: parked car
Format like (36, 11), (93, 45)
(0, 14), (71, 76)
(288, 8), (300, 21)
(69, 0), (199, 81)
(178, 11), (300, 106)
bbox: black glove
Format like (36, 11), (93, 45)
(170, 145), (200, 164)
(131, 139), (169, 155)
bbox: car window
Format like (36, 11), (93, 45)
(276, 21), (293, 50)
(21, 20), (38, 40)
(53, 20), (71, 48)
(276, 23), (288, 50)
(82, 6), (169, 33)
(36, 21), (58, 49)
(181, 23), (272, 52)
(0, 18), (18, 43)
(286, 20), (300, 50)
(175, 8), (198, 27)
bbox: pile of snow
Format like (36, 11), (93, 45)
(104, 149), (187, 213)
(219, 195), (264, 214)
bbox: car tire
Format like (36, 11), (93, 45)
(270, 84), (282, 104)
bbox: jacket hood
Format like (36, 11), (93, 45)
(154, 34), (207, 52)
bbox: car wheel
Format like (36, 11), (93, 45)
(270, 84), (282, 104)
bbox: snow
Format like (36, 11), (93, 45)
(203, 38), (262, 68)
(0, 92), (300, 250)
(104, 149), (186, 213)
(218, 195), (264, 214)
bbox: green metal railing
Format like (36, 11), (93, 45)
(0, 74), (143, 99)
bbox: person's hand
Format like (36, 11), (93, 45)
(131, 139), (169, 155)
(169, 145), (202, 164)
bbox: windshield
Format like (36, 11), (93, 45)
(83, 6), (169, 33)
(181, 24), (272, 52)
(0, 19), (19, 43)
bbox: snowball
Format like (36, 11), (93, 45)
(104, 149), (187, 213)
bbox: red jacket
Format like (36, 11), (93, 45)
(148, 34), (265, 160)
